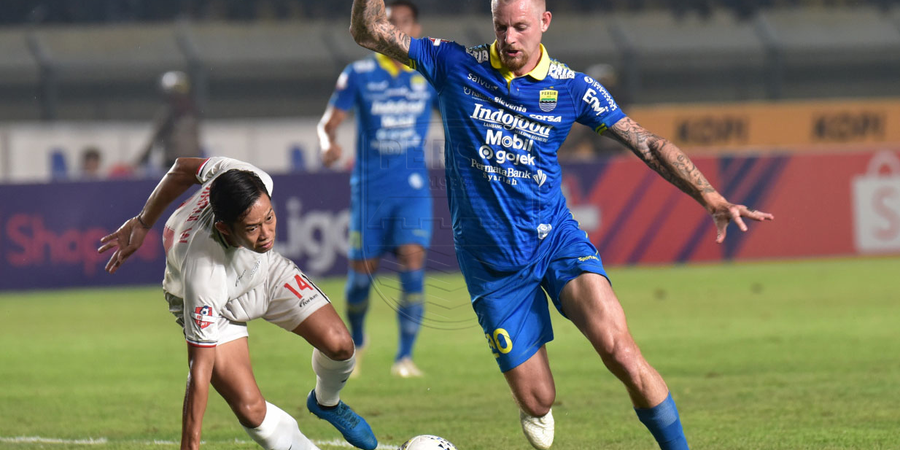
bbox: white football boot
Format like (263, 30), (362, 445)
(390, 357), (424, 378)
(520, 408), (554, 449)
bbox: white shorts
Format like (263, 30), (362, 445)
(166, 252), (331, 346)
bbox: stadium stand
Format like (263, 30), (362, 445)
(0, 3), (897, 121)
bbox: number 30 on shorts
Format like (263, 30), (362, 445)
(485, 328), (513, 358)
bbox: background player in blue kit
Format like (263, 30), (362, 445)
(350, 0), (775, 449)
(318, 0), (437, 378)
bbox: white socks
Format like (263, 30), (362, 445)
(311, 348), (356, 407)
(242, 401), (318, 450)
(520, 408), (555, 450)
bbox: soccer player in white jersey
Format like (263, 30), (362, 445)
(98, 157), (378, 450)
(350, 0), (774, 449)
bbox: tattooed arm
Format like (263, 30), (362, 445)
(350, 0), (411, 64)
(606, 117), (774, 243)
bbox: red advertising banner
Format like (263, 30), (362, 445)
(561, 147), (900, 265)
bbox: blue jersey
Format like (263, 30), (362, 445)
(330, 53), (438, 196)
(409, 38), (625, 270)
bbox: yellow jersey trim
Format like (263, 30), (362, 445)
(375, 52), (415, 77)
(489, 41), (551, 84)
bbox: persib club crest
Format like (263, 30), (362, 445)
(194, 305), (214, 329)
(539, 89), (558, 112)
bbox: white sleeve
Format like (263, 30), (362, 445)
(196, 157), (274, 196)
(182, 245), (229, 347)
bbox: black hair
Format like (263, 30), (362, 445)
(209, 169), (270, 226)
(387, 0), (418, 21)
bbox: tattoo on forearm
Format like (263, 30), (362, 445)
(352, 0), (411, 62)
(609, 118), (715, 204)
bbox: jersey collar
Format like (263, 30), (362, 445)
(375, 52), (415, 78)
(489, 41), (550, 84)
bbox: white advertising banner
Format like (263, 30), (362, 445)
(853, 151), (900, 253)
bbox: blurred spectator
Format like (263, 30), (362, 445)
(135, 71), (203, 174)
(80, 146), (104, 180)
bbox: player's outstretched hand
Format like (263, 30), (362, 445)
(709, 201), (774, 244)
(322, 143), (343, 168)
(97, 216), (150, 274)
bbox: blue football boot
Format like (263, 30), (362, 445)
(306, 390), (377, 450)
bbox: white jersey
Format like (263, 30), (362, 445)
(162, 157), (276, 346)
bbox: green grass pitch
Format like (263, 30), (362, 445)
(1, 257), (899, 449)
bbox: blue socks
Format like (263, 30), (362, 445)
(396, 269), (425, 361)
(345, 269), (371, 348)
(634, 393), (688, 450)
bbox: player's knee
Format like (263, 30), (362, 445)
(520, 386), (555, 417)
(318, 327), (355, 361)
(598, 334), (642, 377)
(233, 396), (267, 428)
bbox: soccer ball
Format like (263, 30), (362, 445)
(399, 435), (457, 450)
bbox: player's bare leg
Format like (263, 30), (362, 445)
(392, 243), (427, 377)
(560, 273), (667, 407)
(560, 273), (688, 449)
(346, 258), (379, 378)
(291, 305), (356, 406)
(292, 305), (378, 450)
(502, 346), (556, 450)
(210, 338), (318, 450)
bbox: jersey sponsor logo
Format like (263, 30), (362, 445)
(582, 75), (618, 112)
(381, 115), (416, 128)
(193, 305), (214, 329)
(466, 46), (490, 63)
(235, 259), (262, 287)
(353, 59), (376, 73)
(479, 141), (535, 165)
(484, 129), (535, 155)
(470, 158), (534, 186)
(463, 86), (490, 102)
(371, 99), (427, 115)
(492, 96), (527, 113)
(366, 81), (389, 91)
(533, 169), (547, 187)
(471, 104), (551, 138)
(583, 88), (610, 116)
(467, 73), (500, 91)
(539, 89), (558, 112)
(578, 254), (599, 262)
(548, 62), (575, 80)
(528, 113), (562, 123)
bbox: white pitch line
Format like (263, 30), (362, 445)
(0, 436), (398, 449)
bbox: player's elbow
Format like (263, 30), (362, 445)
(349, 22), (379, 51)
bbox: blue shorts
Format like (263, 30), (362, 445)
(348, 191), (433, 261)
(457, 218), (609, 372)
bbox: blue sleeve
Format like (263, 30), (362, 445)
(570, 73), (626, 135)
(328, 64), (357, 112)
(408, 37), (464, 92)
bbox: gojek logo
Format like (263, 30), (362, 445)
(479, 144), (536, 166)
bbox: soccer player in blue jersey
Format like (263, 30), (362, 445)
(318, 0), (438, 378)
(350, 0), (774, 449)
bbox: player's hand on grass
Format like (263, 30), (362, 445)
(97, 216), (151, 274)
(322, 143), (343, 168)
(709, 201), (774, 244)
